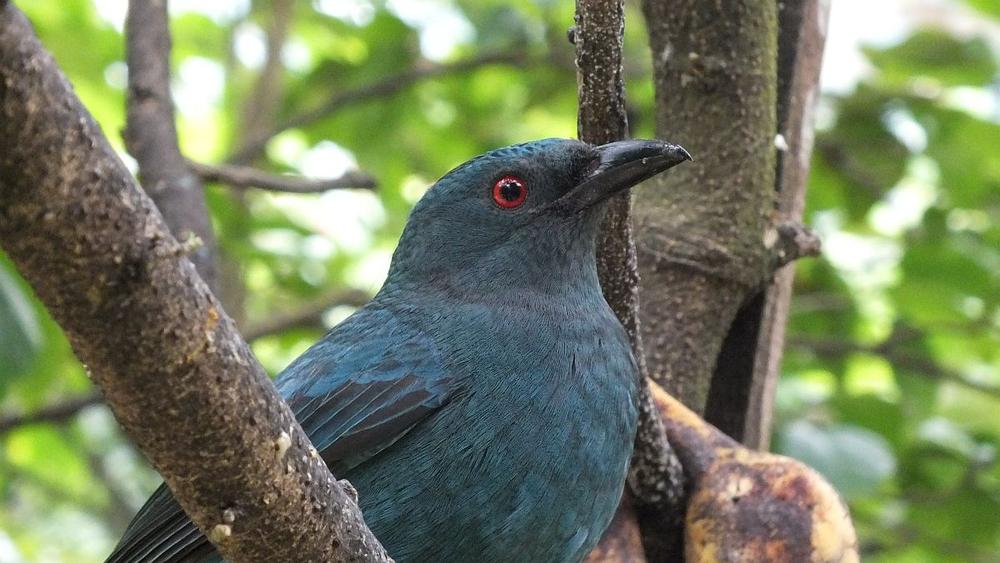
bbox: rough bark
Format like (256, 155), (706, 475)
(704, 0), (829, 448)
(636, 4), (778, 558)
(638, 0), (779, 413)
(124, 0), (220, 297)
(0, 6), (388, 561)
(574, 1), (685, 560)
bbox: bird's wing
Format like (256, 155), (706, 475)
(106, 306), (451, 563)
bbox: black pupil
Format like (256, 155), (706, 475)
(499, 180), (522, 201)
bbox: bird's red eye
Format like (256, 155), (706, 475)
(492, 176), (527, 209)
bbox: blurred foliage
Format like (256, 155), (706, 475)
(0, 0), (997, 561)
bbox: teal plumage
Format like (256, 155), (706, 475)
(108, 138), (689, 563)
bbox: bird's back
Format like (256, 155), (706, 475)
(109, 290), (638, 563)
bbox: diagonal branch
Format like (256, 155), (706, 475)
(0, 5), (388, 560)
(0, 393), (104, 435)
(0, 288), (373, 436)
(790, 336), (1000, 400)
(124, 0), (220, 296)
(242, 288), (371, 341)
(229, 50), (528, 164)
(191, 160), (377, 193)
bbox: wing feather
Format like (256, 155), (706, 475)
(106, 307), (450, 563)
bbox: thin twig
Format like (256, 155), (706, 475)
(789, 336), (1000, 399)
(0, 290), (370, 436)
(575, 1), (683, 560)
(242, 289), (371, 341)
(191, 161), (377, 193)
(0, 394), (104, 435)
(229, 50), (528, 164)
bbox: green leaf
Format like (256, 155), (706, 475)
(865, 30), (998, 87)
(776, 420), (897, 499)
(964, 0), (1000, 19)
(910, 102), (1000, 208)
(0, 263), (42, 381)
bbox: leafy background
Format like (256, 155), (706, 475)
(0, 0), (997, 561)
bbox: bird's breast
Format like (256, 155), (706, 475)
(356, 299), (639, 562)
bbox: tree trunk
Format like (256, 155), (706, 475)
(704, 0), (829, 448)
(638, 0), (779, 413)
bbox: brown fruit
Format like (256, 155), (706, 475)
(649, 381), (859, 563)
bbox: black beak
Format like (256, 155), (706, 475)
(562, 139), (691, 213)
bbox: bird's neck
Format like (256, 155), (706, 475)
(384, 235), (604, 303)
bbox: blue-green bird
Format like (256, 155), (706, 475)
(107, 138), (690, 563)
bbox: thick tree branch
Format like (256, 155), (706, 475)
(0, 393), (103, 435)
(191, 160), (377, 193)
(703, 0), (829, 448)
(229, 51), (528, 164)
(575, 1), (684, 560)
(0, 5), (388, 561)
(124, 1), (220, 297)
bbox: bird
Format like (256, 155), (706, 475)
(106, 138), (691, 563)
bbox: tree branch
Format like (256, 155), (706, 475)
(638, 0), (782, 556)
(575, 1), (685, 560)
(768, 219), (822, 269)
(242, 288), (371, 341)
(229, 50), (528, 164)
(790, 336), (1000, 400)
(124, 0), (220, 297)
(0, 5), (388, 560)
(192, 160), (377, 193)
(239, 0), (294, 146)
(0, 393), (103, 435)
(0, 288), (372, 436)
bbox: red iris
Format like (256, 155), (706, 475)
(492, 176), (527, 209)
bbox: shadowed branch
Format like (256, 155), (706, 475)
(124, 0), (220, 296)
(0, 394), (104, 435)
(229, 50), (528, 164)
(575, 1), (685, 561)
(191, 161), (377, 193)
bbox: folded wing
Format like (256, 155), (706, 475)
(106, 306), (451, 563)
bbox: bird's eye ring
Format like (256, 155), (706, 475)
(492, 176), (527, 209)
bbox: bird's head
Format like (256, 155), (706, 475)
(385, 138), (690, 296)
